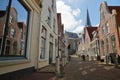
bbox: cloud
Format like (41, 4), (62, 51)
(72, 8), (81, 17)
(56, 0), (84, 33)
(72, 20), (84, 33)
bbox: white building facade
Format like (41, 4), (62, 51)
(38, 0), (58, 68)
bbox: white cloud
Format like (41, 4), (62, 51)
(56, 0), (84, 33)
(72, 8), (81, 17)
(72, 20), (84, 33)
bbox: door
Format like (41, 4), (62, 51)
(49, 42), (53, 64)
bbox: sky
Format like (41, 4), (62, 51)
(56, 0), (120, 33)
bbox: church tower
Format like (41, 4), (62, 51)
(85, 9), (92, 27)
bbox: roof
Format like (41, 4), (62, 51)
(66, 31), (78, 38)
(86, 27), (98, 41)
(108, 6), (120, 25)
(0, 11), (6, 17)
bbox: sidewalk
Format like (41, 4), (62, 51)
(20, 72), (57, 80)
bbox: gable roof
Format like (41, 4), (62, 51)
(108, 6), (120, 25)
(85, 27), (98, 41)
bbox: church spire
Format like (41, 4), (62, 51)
(85, 8), (92, 27)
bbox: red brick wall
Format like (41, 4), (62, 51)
(99, 3), (120, 57)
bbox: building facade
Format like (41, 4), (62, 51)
(90, 28), (100, 60)
(99, 2), (120, 63)
(84, 27), (98, 60)
(38, 0), (58, 68)
(77, 32), (85, 56)
(66, 31), (78, 55)
(0, 0), (42, 79)
(0, 0), (58, 79)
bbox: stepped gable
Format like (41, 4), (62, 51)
(108, 6), (120, 24)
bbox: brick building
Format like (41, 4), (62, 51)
(99, 1), (120, 63)
(84, 27), (98, 60)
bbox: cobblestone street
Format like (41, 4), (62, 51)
(62, 55), (120, 80)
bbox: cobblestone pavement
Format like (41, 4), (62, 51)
(63, 55), (120, 80)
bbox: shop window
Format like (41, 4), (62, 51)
(0, 0), (29, 59)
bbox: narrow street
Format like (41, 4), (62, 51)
(62, 55), (120, 80)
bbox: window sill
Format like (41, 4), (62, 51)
(39, 59), (47, 62)
(0, 59), (31, 67)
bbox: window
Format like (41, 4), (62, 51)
(40, 38), (46, 59)
(52, 0), (54, 12)
(110, 35), (117, 53)
(100, 11), (105, 20)
(50, 34), (53, 42)
(118, 25), (120, 37)
(47, 9), (51, 26)
(102, 26), (105, 36)
(9, 15), (13, 23)
(85, 38), (89, 44)
(10, 28), (15, 38)
(40, 26), (47, 59)
(105, 22), (109, 33)
(0, 0), (29, 59)
(0, 39), (2, 47)
(53, 18), (55, 32)
(106, 38), (109, 54)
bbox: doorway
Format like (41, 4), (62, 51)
(49, 42), (53, 64)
